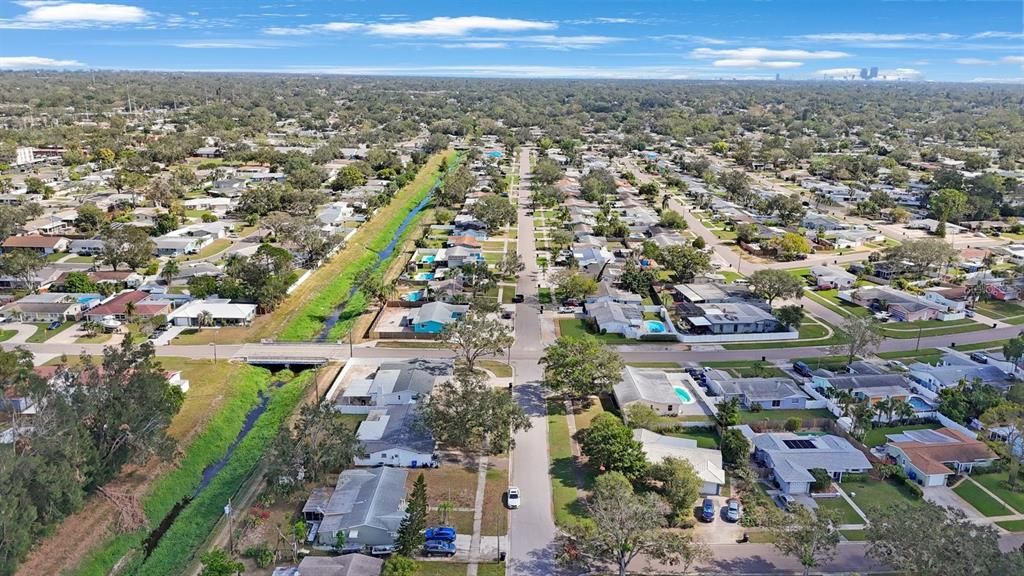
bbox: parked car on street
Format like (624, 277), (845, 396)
(507, 486), (521, 509)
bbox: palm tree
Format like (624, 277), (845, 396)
(124, 300), (136, 322)
(161, 258), (180, 285)
(850, 401), (876, 440)
(891, 398), (915, 425)
(197, 310), (214, 329)
(830, 389), (857, 420)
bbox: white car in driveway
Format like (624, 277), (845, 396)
(506, 486), (521, 509)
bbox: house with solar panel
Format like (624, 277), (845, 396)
(753, 432), (871, 495)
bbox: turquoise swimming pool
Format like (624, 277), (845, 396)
(645, 320), (667, 333)
(420, 254), (436, 264)
(673, 386), (696, 405)
(403, 291), (423, 302)
(414, 272), (435, 281)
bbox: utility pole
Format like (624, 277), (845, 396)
(915, 324), (924, 352)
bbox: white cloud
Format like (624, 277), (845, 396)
(795, 32), (957, 43)
(19, 2), (147, 23)
(287, 63), (696, 79)
(692, 47), (848, 60)
(815, 66), (922, 80)
(440, 42), (508, 49)
(653, 34), (729, 45)
(970, 77), (1024, 84)
(713, 59), (802, 69)
(972, 31), (1024, 40)
(1004, 56), (1024, 65)
(518, 34), (621, 50)
(816, 67), (861, 78)
(263, 21), (362, 35)
(0, 55), (84, 68)
(955, 58), (994, 65)
(366, 16), (555, 37)
(564, 17), (636, 25)
(173, 41), (279, 49)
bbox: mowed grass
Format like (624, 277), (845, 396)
(862, 423), (941, 448)
(953, 479), (1014, 517)
(738, 408), (834, 424)
(182, 238), (231, 262)
(844, 477), (922, 521)
(816, 495), (865, 525)
(974, 472), (1024, 514)
(548, 400), (587, 528)
(218, 150), (456, 343)
(557, 318), (633, 345)
(997, 519), (1024, 532)
(665, 428), (720, 448)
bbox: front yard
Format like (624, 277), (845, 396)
(974, 472), (1024, 514)
(953, 478), (1014, 517)
(816, 495), (865, 525)
(843, 477), (922, 521)
(557, 318), (635, 345)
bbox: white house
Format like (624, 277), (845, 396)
(633, 429), (725, 495)
(167, 299), (257, 326)
(811, 265), (856, 290)
(354, 405), (436, 468)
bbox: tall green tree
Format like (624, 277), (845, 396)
(748, 269), (805, 306)
(770, 506), (841, 576)
(440, 313), (514, 373)
(830, 316), (883, 367)
(579, 413), (648, 481)
(540, 335), (624, 398)
(395, 473), (428, 556)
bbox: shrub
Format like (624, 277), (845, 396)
(784, 417), (802, 432)
(749, 403), (763, 413)
(903, 477), (924, 498)
(809, 468), (832, 492)
(876, 463), (906, 481)
(243, 543), (274, 568)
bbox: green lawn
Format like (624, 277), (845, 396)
(415, 562), (505, 576)
(626, 361), (682, 369)
(26, 321), (76, 343)
(738, 408), (834, 425)
(973, 300), (1024, 320)
(878, 318), (989, 339)
(957, 340), (1009, 352)
(0, 329), (15, 342)
(816, 496), (865, 525)
(664, 428), (720, 448)
(723, 319), (848, 350)
(548, 401), (588, 528)
(65, 255), (96, 263)
(997, 519), (1024, 532)
(557, 318), (634, 345)
(720, 270), (745, 283)
(953, 479), (1014, 517)
(844, 477), (922, 521)
(806, 289), (871, 318)
(841, 529), (868, 541)
(876, 348), (944, 365)
(182, 238), (231, 261)
(862, 423), (942, 448)
(974, 473), (1024, 514)
(477, 360), (513, 378)
(794, 355), (857, 372)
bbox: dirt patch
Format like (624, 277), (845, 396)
(16, 461), (170, 576)
(481, 456), (510, 536)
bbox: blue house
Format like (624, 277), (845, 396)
(409, 302), (470, 334)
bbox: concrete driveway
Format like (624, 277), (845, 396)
(924, 485), (988, 524)
(691, 494), (746, 544)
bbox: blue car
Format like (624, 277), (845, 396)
(424, 527), (456, 543)
(423, 539), (456, 557)
(700, 498), (715, 522)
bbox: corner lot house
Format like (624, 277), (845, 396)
(811, 266), (856, 290)
(885, 428), (997, 487)
(680, 302), (781, 335)
(754, 432), (871, 495)
(335, 359), (451, 412)
(305, 467), (408, 548)
(707, 376), (809, 410)
(167, 299), (257, 327)
(633, 429), (725, 495)
(408, 302), (468, 334)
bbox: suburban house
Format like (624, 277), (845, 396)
(811, 266), (857, 290)
(672, 283), (765, 308)
(885, 428), (997, 487)
(167, 299), (258, 327)
(335, 359), (451, 413)
(753, 432), (871, 495)
(408, 302), (469, 334)
(843, 286), (964, 322)
(83, 291), (171, 322)
(586, 299), (658, 338)
(1, 234), (68, 255)
(632, 429), (725, 495)
(304, 467), (408, 548)
(55, 270), (144, 290)
(907, 356), (1013, 392)
(0, 292), (101, 322)
(813, 373), (911, 405)
(154, 236), (209, 257)
(437, 245), (483, 268)
(291, 554), (384, 576)
(585, 281), (644, 306)
(614, 366), (697, 417)
(679, 302), (782, 335)
(706, 376), (809, 410)
(354, 404), (436, 468)
(69, 238), (105, 255)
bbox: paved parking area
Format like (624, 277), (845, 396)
(691, 494), (746, 544)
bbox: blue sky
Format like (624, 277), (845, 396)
(0, 0), (1021, 82)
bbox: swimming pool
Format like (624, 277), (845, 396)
(403, 291), (423, 302)
(414, 272), (435, 281)
(420, 254), (436, 264)
(673, 386), (696, 405)
(908, 396), (934, 411)
(645, 320), (667, 333)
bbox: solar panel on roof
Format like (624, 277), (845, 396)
(783, 439), (817, 449)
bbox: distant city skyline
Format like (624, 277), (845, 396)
(0, 0), (1021, 82)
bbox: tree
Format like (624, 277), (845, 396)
(531, 157), (564, 185)
(382, 555), (419, 576)
(99, 226), (154, 271)
(624, 404), (659, 429)
(558, 472), (709, 576)
(199, 549), (244, 576)
(496, 249), (525, 279)
(774, 305), (805, 330)
(889, 206), (912, 223)
(161, 259), (180, 285)
(716, 397), (741, 427)
(0, 249), (46, 290)
(265, 402), (363, 487)
(735, 222), (760, 244)
(648, 457), (703, 525)
(866, 500), (1012, 576)
(579, 413), (648, 481)
(658, 244), (712, 283)
(770, 506), (840, 576)
(395, 473), (427, 556)
(638, 181), (659, 199)
(658, 210), (686, 230)
(748, 269), (805, 306)
(981, 402), (1024, 488)
(75, 203), (106, 234)
(619, 259), (657, 296)
(884, 238), (958, 277)
(330, 165), (367, 191)
(929, 188), (968, 236)
(440, 313), (513, 373)
(540, 335), (624, 398)
(830, 316), (883, 366)
(62, 271), (97, 293)
(768, 232), (812, 260)
(417, 369), (530, 455)
(470, 194), (516, 232)
(552, 269), (598, 303)
(768, 194), (807, 227)
(580, 168), (616, 203)
(720, 428), (750, 468)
